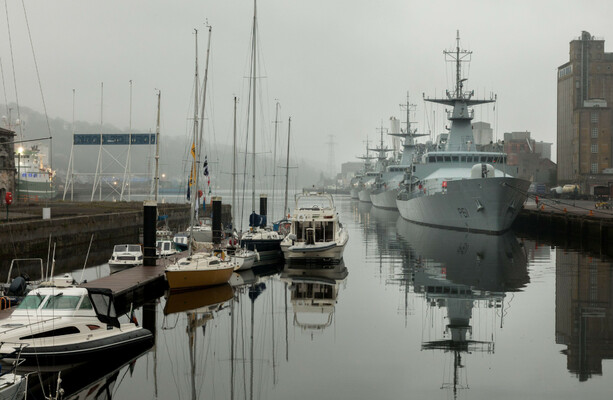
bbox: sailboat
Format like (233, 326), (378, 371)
(165, 27), (235, 291)
(238, 0), (284, 264)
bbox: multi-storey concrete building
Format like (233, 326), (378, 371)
(557, 31), (613, 195)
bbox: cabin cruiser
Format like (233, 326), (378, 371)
(0, 281), (153, 365)
(156, 239), (178, 258)
(395, 33), (529, 233)
(280, 192), (348, 262)
(107, 244), (143, 272)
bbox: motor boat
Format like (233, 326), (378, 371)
(0, 280), (153, 366)
(107, 244), (143, 273)
(156, 239), (178, 258)
(280, 192), (349, 262)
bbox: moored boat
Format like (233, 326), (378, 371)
(0, 283), (153, 366)
(396, 32), (530, 233)
(165, 252), (236, 291)
(280, 192), (348, 262)
(107, 244), (143, 273)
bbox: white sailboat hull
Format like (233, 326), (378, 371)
(370, 187), (398, 210)
(396, 177), (529, 234)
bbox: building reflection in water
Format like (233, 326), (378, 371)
(280, 261), (348, 339)
(556, 251), (613, 381)
(395, 218), (529, 397)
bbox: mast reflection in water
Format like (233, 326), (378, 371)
(395, 218), (529, 397)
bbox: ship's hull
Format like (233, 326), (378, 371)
(165, 267), (234, 291)
(370, 187), (398, 210)
(358, 188), (372, 203)
(396, 177), (530, 234)
(16, 179), (56, 199)
(281, 238), (347, 262)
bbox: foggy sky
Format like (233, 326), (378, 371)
(2, 0), (613, 172)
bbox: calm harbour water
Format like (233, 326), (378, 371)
(45, 195), (612, 399)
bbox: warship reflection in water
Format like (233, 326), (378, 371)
(395, 218), (529, 396)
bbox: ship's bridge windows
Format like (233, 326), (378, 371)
(436, 156), (444, 162)
(428, 156), (436, 163)
(444, 156), (451, 162)
(452, 156), (459, 162)
(460, 156), (466, 162)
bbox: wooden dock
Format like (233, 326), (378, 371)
(80, 252), (187, 315)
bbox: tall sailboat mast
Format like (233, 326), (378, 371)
(271, 101), (280, 221)
(153, 90), (161, 201)
(232, 96), (238, 227)
(251, 0), (257, 218)
(197, 25), (213, 218)
(189, 29), (199, 257)
(283, 117), (291, 219)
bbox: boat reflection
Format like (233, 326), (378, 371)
(556, 251), (613, 381)
(280, 261), (348, 337)
(396, 219), (529, 397)
(22, 337), (153, 399)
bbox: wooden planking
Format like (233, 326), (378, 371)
(80, 251), (187, 295)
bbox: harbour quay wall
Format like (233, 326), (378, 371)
(0, 202), (192, 272)
(513, 208), (613, 257)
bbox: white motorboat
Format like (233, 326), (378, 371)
(280, 192), (349, 262)
(0, 282), (153, 366)
(395, 32), (529, 233)
(156, 240), (178, 258)
(107, 244), (143, 273)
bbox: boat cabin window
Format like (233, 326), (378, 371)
(18, 294), (46, 309)
(128, 245), (141, 252)
(428, 156), (436, 163)
(460, 156), (466, 162)
(78, 296), (93, 310)
(20, 326), (81, 340)
(444, 156), (451, 162)
(436, 156), (443, 162)
(43, 295), (82, 310)
(452, 156), (459, 162)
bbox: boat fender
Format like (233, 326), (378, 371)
(8, 276), (27, 297)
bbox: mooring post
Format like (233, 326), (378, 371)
(142, 300), (157, 338)
(143, 200), (157, 266)
(212, 196), (222, 245)
(259, 194), (268, 227)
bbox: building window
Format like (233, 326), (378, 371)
(591, 144), (598, 153)
(591, 127), (598, 138)
(591, 163), (598, 174)
(591, 112), (599, 123)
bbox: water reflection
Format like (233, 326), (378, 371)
(280, 261), (348, 337)
(556, 251), (613, 381)
(164, 285), (234, 400)
(395, 219), (529, 397)
(22, 339), (152, 399)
